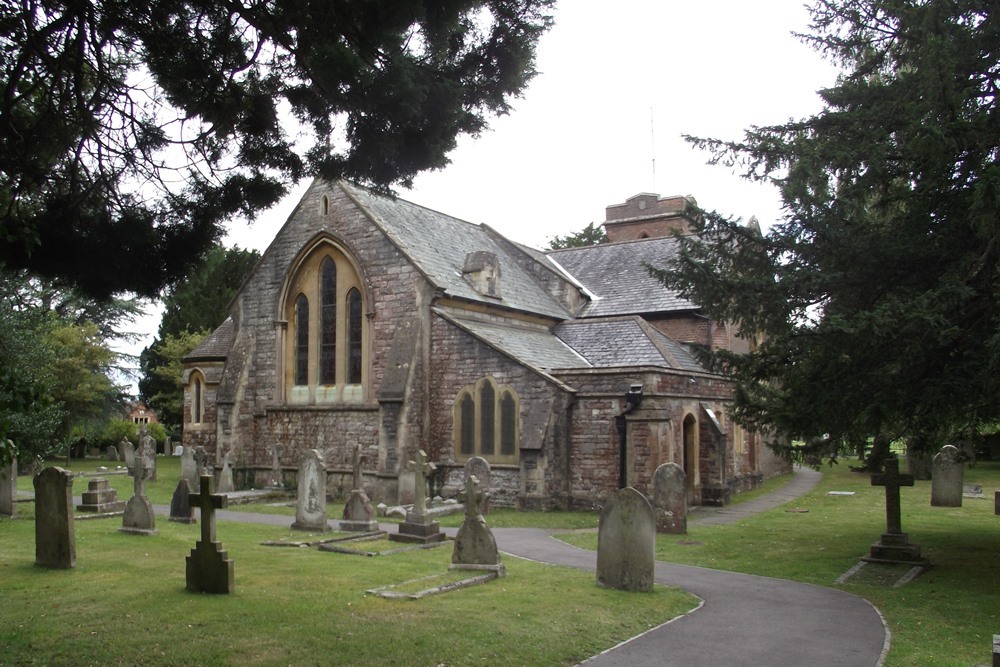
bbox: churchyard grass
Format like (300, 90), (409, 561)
(1, 493), (695, 666)
(558, 461), (1000, 667)
(16, 456), (182, 507)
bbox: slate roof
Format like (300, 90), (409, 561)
(554, 317), (706, 372)
(183, 318), (235, 362)
(341, 182), (573, 320)
(546, 237), (697, 318)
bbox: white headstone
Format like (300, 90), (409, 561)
(291, 450), (330, 532)
(931, 444), (964, 507)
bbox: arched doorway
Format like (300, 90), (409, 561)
(682, 413), (699, 505)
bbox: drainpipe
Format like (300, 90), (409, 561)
(694, 312), (713, 350)
(616, 384), (644, 489)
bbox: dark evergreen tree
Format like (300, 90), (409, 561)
(0, 0), (553, 299)
(547, 222), (608, 250)
(655, 0), (1000, 467)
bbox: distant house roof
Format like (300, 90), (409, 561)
(183, 318), (236, 363)
(554, 317), (705, 372)
(341, 182), (573, 320)
(545, 237), (697, 318)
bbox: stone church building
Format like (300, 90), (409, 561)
(182, 180), (787, 509)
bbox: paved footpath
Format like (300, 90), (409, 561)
(163, 466), (889, 667)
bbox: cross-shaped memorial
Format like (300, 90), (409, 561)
(186, 475), (235, 594)
(863, 457), (927, 565)
(390, 450), (445, 544)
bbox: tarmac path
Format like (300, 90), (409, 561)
(152, 466), (888, 667)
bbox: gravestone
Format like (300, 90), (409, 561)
(451, 475), (504, 574)
(34, 467), (76, 569)
(216, 451), (234, 494)
(390, 450), (445, 544)
(340, 444), (378, 532)
(169, 478), (196, 524)
(267, 444), (282, 488)
(163, 436), (172, 456)
(464, 456), (491, 514)
(138, 426), (157, 481)
(1, 458), (16, 517)
(76, 477), (125, 513)
(186, 475), (234, 594)
(180, 447), (199, 492)
(931, 444), (963, 507)
(173, 445), (183, 456)
(291, 449), (330, 532)
(120, 457), (157, 536)
(596, 487), (654, 592)
(107, 444), (119, 461)
(863, 458), (927, 565)
(121, 438), (135, 473)
(652, 462), (687, 534)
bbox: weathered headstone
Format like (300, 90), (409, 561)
(863, 457), (927, 564)
(216, 451), (234, 494)
(138, 426), (157, 481)
(120, 457), (157, 536)
(0, 457), (16, 517)
(163, 436), (172, 456)
(180, 446), (199, 492)
(173, 445), (183, 456)
(390, 450), (445, 544)
(193, 446), (211, 488)
(596, 487), (654, 592)
(291, 449), (330, 532)
(451, 475), (504, 574)
(169, 478), (196, 524)
(121, 438), (135, 472)
(340, 444), (378, 532)
(76, 477), (125, 513)
(930, 444), (964, 507)
(652, 462), (687, 534)
(186, 475), (234, 594)
(33, 467), (76, 569)
(266, 444), (282, 489)
(464, 456), (491, 514)
(106, 444), (119, 461)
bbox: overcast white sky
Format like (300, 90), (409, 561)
(120, 1), (842, 392)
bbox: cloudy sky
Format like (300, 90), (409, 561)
(121, 1), (843, 389)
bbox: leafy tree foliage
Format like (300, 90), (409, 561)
(0, 0), (553, 299)
(139, 244), (259, 427)
(547, 222), (608, 250)
(656, 0), (1000, 466)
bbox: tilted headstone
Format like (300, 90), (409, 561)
(186, 475), (234, 594)
(596, 487), (655, 592)
(0, 458), (16, 517)
(33, 467), (76, 569)
(390, 450), (445, 544)
(216, 451), (234, 494)
(464, 456), (492, 514)
(120, 457), (157, 536)
(169, 478), (196, 524)
(451, 475), (503, 574)
(76, 477), (125, 513)
(652, 462), (687, 534)
(864, 458), (927, 564)
(180, 447), (199, 492)
(931, 444), (964, 507)
(291, 449), (330, 532)
(138, 426), (157, 481)
(106, 444), (119, 462)
(121, 439), (135, 473)
(340, 444), (378, 532)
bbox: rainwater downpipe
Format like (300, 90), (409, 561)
(616, 384), (644, 489)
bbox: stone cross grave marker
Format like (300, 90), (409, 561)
(352, 443), (364, 491)
(186, 474), (234, 594)
(291, 449), (330, 532)
(451, 475), (504, 573)
(864, 457), (927, 564)
(596, 487), (654, 592)
(464, 456), (491, 514)
(138, 425), (156, 481)
(1, 457), (16, 517)
(930, 444), (963, 507)
(340, 444), (378, 532)
(120, 456), (157, 535)
(33, 467), (76, 569)
(390, 450), (445, 544)
(216, 451), (234, 494)
(652, 462), (687, 534)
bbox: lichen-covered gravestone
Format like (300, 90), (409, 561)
(291, 449), (330, 532)
(463, 456), (491, 515)
(652, 462), (687, 534)
(596, 487), (654, 592)
(186, 475), (234, 594)
(451, 475), (504, 574)
(930, 444), (964, 508)
(1, 457), (16, 517)
(34, 467), (76, 569)
(120, 457), (157, 536)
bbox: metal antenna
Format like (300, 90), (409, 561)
(650, 107), (657, 192)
